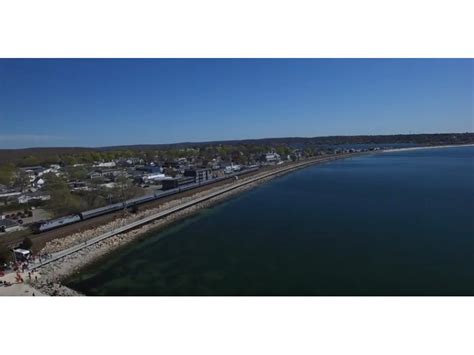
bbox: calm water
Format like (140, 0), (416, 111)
(67, 147), (474, 295)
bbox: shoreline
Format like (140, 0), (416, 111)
(35, 175), (278, 295)
(29, 155), (356, 296)
(381, 143), (474, 153)
(5, 143), (473, 296)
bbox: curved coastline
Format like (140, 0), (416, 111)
(29, 155), (358, 296)
(381, 143), (474, 153)
(68, 145), (474, 296)
(7, 144), (474, 296)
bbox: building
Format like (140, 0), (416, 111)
(163, 160), (180, 169)
(292, 149), (303, 159)
(17, 191), (51, 204)
(0, 191), (22, 200)
(224, 164), (241, 174)
(20, 166), (46, 175)
(33, 177), (45, 188)
(161, 177), (195, 190)
(37, 166), (60, 177)
(87, 170), (103, 179)
(103, 170), (128, 179)
(136, 166), (162, 174)
(184, 168), (212, 182)
(143, 173), (167, 182)
(68, 181), (89, 191)
(120, 157), (143, 166)
(99, 182), (117, 189)
(264, 152), (281, 163)
(0, 218), (21, 233)
(209, 161), (221, 170)
(94, 161), (116, 168)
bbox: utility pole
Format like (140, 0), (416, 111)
(119, 178), (126, 228)
(12, 249), (17, 264)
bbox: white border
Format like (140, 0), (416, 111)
(1, 297), (474, 355)
(1, 1), (473, 354)
(0, 0), (473, 57)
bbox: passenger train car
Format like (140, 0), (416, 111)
(31, 167), (259, 234)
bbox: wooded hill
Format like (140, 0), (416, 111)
(1, 132), (472, 166)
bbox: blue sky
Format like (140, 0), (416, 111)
(0, 59), (472, 148)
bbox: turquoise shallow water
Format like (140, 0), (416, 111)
(66, 147), (474, 295)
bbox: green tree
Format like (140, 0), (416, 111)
(44, 173), (82, 216)
(112, 175), (141, 202)
(123, 150), (134, 158)
(0, 164), (15, 186)
(275, 146), (292, 160)
(20, 236), (33, 250)
(13, 170), (31, 192)
(0, 245), (10, 265)
(78, 152), (95, 164)
(20, 155), (40, 167)
(90, 152), (102, 162)
(66, 166), (88, 180)
(62, 155), (78, 166)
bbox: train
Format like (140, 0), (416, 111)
(161, 176), (196, 190)
(31, 167), (259, 234)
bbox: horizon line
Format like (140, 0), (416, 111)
(0, 131), (472, 151)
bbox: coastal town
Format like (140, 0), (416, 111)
(2, 9), (473, 355)
(1, 132), (473, 296)
(0, 143), (373, 235)
(0, 139), (385, 296)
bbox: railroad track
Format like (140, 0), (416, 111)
(30, 154), (358, 269)
(2, 154), (359, 254)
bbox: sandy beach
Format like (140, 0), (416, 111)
(381, 143), (474, 153)
(0, 270), (47, 296)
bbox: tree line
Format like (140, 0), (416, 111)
(1, 133), (472, 167)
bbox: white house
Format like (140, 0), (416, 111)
(224, 164), (241, 174)
(34, 178), (45, 187)
(17, 192), (51, 204)
(265, 152), (281, 162)
(143, 173), (167, 182)
(0, 219), (22, 233)
(94, 161), (117, 168)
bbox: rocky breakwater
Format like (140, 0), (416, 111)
(35, 172), (281, 296)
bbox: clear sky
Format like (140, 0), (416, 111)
(0, 59), (472, 148)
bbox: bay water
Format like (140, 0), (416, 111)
(66, 146), (474, 295)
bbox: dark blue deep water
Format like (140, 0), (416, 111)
(67, 147), (474, 295)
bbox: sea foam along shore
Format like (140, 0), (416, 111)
(32, 156), (352, 296)
(382, 143), (474, 153)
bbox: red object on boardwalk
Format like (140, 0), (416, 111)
(15, 272), (24, 283)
